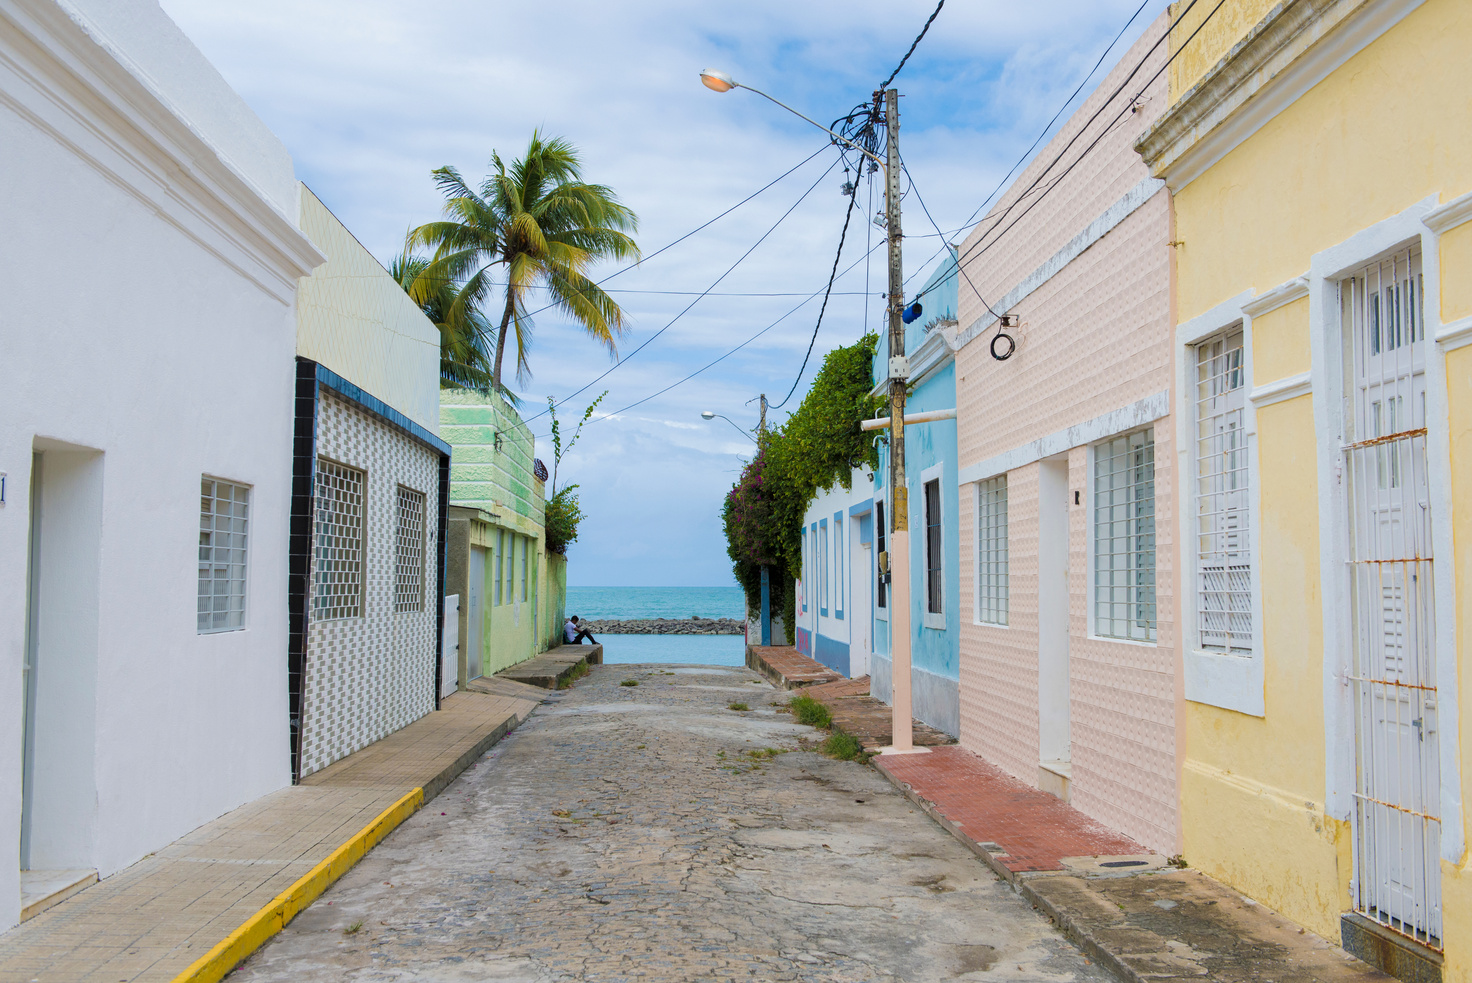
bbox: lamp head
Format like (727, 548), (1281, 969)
(699, 69), (737, 93)
(701, 410), (716, 420)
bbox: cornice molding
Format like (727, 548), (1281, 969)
(1249, 371), (1312, 407)
(0, 0), (324, 303)
(1242, 275), (1310, 317)
(1425, 189), (1472, 234)
(1136, 0), (1424, 191)
(1436, 315), (1472, 353)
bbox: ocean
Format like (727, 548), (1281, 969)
(565, 586), (747, 666)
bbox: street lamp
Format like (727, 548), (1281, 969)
(701, 410), (756, 444)
(702, 71), (926, 755)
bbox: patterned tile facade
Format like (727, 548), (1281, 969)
(299, 390), (439, 777)
(954, 14), (1179, 853)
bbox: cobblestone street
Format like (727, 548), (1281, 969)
(232, 665), (1113, 982)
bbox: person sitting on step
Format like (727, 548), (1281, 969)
(563, 615), (597, 645)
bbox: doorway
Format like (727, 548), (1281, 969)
(852, 511), (872, 678)
(20, 443), (103, 908)
(467, 545), (486, 680)
(1343, 250), (1441, 947)
(1037, 456), (1071, 798)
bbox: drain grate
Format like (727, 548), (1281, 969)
(1099, 860), (1149, 868)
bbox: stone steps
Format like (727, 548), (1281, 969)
(494, 644), (603, 689)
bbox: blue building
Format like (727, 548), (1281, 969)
(870, 247), (962, 737)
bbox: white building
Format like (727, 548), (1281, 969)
(0, 0), (323, 927)
(794, 467), (879, 680)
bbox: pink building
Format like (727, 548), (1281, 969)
(952, 14), (1177, 853)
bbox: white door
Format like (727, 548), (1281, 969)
(468, 546), (486, 680)
(853, 533), (871, 678)
(1343, 249), (1441, 946)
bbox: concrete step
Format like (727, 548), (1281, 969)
(495, 644), (603, 689)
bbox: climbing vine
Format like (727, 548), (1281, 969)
(722, 334), (881, 631)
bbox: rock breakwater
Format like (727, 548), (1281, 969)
(582, 617), (745, 635)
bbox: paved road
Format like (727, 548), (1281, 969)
(233, 664), (1113, 982)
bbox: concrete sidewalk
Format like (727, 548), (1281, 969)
(877, 744), (1391, 983)
(0, 685), (542, 983)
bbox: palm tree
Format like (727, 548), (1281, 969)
(409, 132), (640, 394)
(390, 249), (498, 394)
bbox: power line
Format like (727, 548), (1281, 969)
(771, 177), (862, 410)
(900, 0), (1155, 288)
(879, 0), (946, 91)
(518, 153), (844, 426)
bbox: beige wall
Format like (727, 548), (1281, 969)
(296, 186), (441, 433)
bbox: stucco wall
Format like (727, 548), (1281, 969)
(440, 389), (544, 523)
(0, 0), (318, 928)
(296, 187), (441, 435)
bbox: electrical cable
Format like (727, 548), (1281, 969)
(517, 153), (843, 426)
(900, 161), (1001, 323)
(879, 0), (946, 91)
(898, 0), (1155, 287)
(770, 177), (862, 410)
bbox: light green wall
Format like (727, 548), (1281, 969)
(440, 389), (543, 524)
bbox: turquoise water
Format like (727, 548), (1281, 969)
(565, 586), (745, 621)
(596, 633), (746, 667)
(563, 587), (747, 666)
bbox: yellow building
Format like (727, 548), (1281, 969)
(1136, 0), (1471, 978)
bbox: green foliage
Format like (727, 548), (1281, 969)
(390, 250), (499, 396)
(544, 485), (583, 555)
(819, 730), (866, 762)
(620, 679), (639, 687)
(541, 391), (604, 556)
(722, 334), (880, 626)
(409, 132), (640, 393)
(789, 694), (832, 729)
(727, 702), (751, 712)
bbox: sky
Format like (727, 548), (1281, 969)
(157, 0), (1167, 587)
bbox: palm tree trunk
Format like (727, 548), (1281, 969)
(492, 287), (516, 394)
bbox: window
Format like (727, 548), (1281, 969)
(819, 520), (829, 614)
(834, 511), (844, 618)
(801, 529), (808, 612)
(314, 458), (364, 620)
(976, 476), (1008, 625)
(1093, 429), (1155, 642)
(924, 478), (943, 615)
(520, 536), (529, 602)
(495, 529), (504, 605)
(198, 477), (249, 632)
(1194, 330), (1251, 653)
(875, 500), (887, 609)
(394, 485), (426, 613)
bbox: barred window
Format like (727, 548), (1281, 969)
(1194, 329), (1252, 653)
(1094, 430), (1156, 642)
(314, 458), (363, 620)
(198, 477), (249, 632)
(394, 485), (426, 613)
(976, 476), (1008, 625)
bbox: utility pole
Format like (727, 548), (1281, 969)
(759, 393), (767, 434)
(881, 87), (918, 755)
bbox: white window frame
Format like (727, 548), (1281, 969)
(800, 528), (808, 613)
(819, 518), (829, 616)
(1193, 328), (1252, 654)
(199, 476), (250, 633)
(920, 463), (946, 631)
(1089, 429), (1157, 644)
(973, 474), (1008, 626)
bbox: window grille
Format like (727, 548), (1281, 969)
(198, 477), (249, 632)
(876, 501), (887, 608)
(1194, 329), (1252, 653)
(1093, 429), (1156, 642)
(314, 459), (363, 620)
(924, 479), (943, 615)
(976, 476), (1008, 625)
(394, 485), (426, 613)
(521, 536), (529, 602)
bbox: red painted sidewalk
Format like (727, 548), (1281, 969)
(876, 745), (1146, 876)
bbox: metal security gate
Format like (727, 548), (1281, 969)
(1342, 247), (1441, 948)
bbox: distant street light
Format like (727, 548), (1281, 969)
(701, 410), (756, 444)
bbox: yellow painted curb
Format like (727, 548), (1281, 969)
(170, 786), (424, 983)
